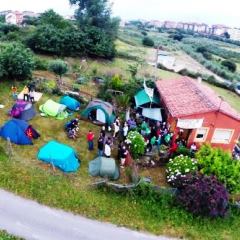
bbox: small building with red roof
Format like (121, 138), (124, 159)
(155, 77), (240, 152)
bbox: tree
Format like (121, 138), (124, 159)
(22, 16), (39, 26)
(128, 63), (139, 78)
(170, 33), (184, 41)
(48, 60), (68, 85)
(0, 43), (34, 80)
(39, 9), (72, 29)
(196, 46), (208, 53)
(142, 37), (154, 47)
(223, 32), (230, 39)
(69, 0), (119, 59)
(221, 60), (237, 72)
(0, 15), (5, 23)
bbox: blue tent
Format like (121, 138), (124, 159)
(60, 96), (80, 111)
(0, 119), (33, 145)
(38, 141), (80, 172)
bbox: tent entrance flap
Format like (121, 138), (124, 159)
(96, 109), (106, 123)
(142, 108), (162, 121)
(177, 119), (203, 129)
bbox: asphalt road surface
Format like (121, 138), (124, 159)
(0, 190), (174, 240)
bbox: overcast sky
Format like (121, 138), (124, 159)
(0, 0), (239, 27)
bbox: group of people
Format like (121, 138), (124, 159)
(12, 84), (36, 103)
(86, 112), (199, 168)
(86, 119), (132, 168)
(23, 85), (35, 103)
(65, 117), (80, 139)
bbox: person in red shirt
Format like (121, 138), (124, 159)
(87, 130), (95, 151)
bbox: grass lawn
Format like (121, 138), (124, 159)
(0, 231), (23, 240)
(0, 80), (240, 240)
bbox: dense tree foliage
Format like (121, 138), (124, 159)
(0, 43), (34, 80)
(221, 60), (237, 72)
(26, 6), (119, 59)
(48, 59), (68, 84)
(38, 9), (72, 29)
(142, 37), (154, 47)
(69, 0), (119, 58)
(170, 33), (184, 41)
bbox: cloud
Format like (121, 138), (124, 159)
(0, 0), (239, 27)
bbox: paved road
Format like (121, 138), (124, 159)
(0, 190), (174, 240)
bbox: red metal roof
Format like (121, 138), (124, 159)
(156, 77), (240, 120)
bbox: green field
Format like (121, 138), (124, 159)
(0, 29), (240, 240)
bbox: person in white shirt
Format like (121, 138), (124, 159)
(123, 122), (128, 139)
(113, 121), (120, 138)
(104, 143), (111, 158)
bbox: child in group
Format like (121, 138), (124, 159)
(11, 86), (18, 100)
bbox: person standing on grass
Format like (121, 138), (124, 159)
(29, 89), (35, 103)
(11, 86), (18, 100)
(87, 130), (95, 151)
(100, 126), (106, 139)
(97, 135), (104, 156)
(23, 86), (29, 102)
(113, 120), (120, 138)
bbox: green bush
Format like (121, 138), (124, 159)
(221, 60), (237, 72)
(111, 74), (123, 90)
(0, 43), (34, 80)
(166, 155), (198, 186)
(196, 144), (240, 193)
(72, 83), (81, 92)
(172, 146), (192, 158)
(126, 131), (145, 159)
(142, 37), (154, 47)
(34, 57), (48, 70)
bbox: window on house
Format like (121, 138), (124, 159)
(211, 129), (234, 144)
(194, 128), (208, 142)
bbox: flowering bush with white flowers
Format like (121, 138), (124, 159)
(166, 155), (198, 187)
(126, 131), (145, 159)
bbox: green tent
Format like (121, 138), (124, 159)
(89, 157), (119, 180)
(81, 99), (115, 125)
(134, 89), (160, 107)
(39, 99), (68, 120)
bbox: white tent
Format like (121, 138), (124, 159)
(142, 108), (162, 121)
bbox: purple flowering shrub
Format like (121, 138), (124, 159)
(177, 173), (229, 217)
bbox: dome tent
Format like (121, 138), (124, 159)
(10, 100), (36, 121)
(82, 99), (115, 125)
(38, 141), (80, 173)
(60, 96), (80, 111)
(89, 157), (119, 180)
(0, 119), (39, 145)
(39, 99), (68, 120)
